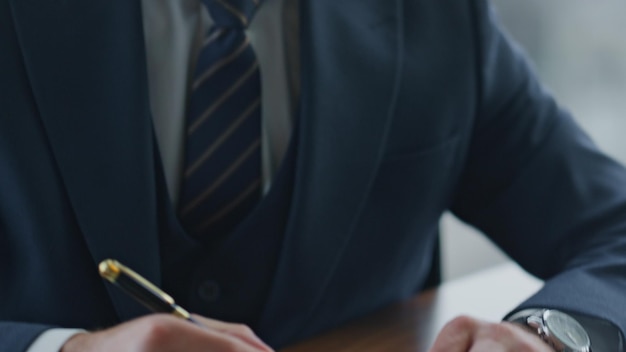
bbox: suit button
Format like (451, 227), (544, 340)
(197, 280), (220, 302)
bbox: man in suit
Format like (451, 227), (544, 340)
(2, 0), (626, 351)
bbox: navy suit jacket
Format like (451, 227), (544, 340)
(2, 0), (626, 350)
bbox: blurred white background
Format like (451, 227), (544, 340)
(442, 0), (626, 280)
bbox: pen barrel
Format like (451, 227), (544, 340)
(99, 259), (193, 322)
(115, 274), (177, 314)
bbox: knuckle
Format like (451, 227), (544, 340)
(140, 316), (176, 348)
(444, 315), (477, 332)
(484, 322), (515, 339)
(231, 323), (255, 336)
(221, 338), (249, 352)
(512, 339), (542, 352)
(480, 323), (544, 351)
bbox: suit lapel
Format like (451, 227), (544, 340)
(259, 0), (403, 344)
(9, 0), (160, 322)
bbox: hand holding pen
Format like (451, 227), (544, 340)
(59, 259), (274, 352)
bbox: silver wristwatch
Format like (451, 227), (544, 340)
(508, 309), (592, 352)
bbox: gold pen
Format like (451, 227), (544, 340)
(98, 259), (201, 325)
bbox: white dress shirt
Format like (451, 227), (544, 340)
(28, 0), (293, 350)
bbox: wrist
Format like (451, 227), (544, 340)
(507, 309), (591, 352)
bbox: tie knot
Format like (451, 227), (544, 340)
(202, 0), (261, 28)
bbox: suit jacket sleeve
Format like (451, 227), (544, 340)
(450, 0), (626, 340)
(0, 323), (56, 352)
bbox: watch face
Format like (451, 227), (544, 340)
(544, 310), (591, 350)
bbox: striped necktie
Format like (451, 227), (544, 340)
(178, 0), (263, 238)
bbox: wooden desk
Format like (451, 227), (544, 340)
(282, 263), (542, 352)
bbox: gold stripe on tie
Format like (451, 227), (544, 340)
(188, 61), (259, 134)
(193, 37), (251, 90)
(195, 178), (262, 232)
(185, 98), (261, 178)
(181, 138), (261, 216)
(202, 28), (225, 48)
(214, 0), (249, 27)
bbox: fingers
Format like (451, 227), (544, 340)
(170, 319), (270, 352)
(429, 316), (553, 352)
(429, 316), (476, 352)
(148, 314), (274, 352)
(63, 314), (274, 352)
(192, 314), (274, 352)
